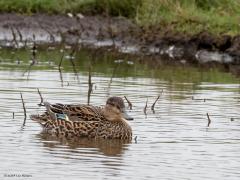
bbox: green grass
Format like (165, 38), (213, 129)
(136, 0), (240, 35)
(0, 0), (239, 35)
(0, 0), (139, 17)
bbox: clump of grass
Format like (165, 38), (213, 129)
(0, 0), (140, 17)
(136, 0), (240, 35)
(75, 0), (140, 17)
(0, 0), (66, 14)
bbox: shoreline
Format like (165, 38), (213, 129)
(1, 13), (240, 76)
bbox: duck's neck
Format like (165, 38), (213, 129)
(102, 105), (123, 122)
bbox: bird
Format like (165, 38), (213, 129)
(30, 97), (133, 139)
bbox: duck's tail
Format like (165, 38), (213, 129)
(30, 102), (55, 126)
(30, 101), (64, 126)
(30, 114), (48, 126)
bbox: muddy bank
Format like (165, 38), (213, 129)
(0, 13), (240, 75)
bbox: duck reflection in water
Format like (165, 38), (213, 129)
(37, 132), (131, 157)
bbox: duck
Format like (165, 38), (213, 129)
(30, 97), (133, 139)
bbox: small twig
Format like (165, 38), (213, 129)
(144, 98), (148, 115)
(230, 118), (234, 121)
(206, 113), (211, 127)
(37, 88), (44, 106)
(10, 26), (18, 48)
(32, 42), (37, 61)
(12, 112), (15, 119)
(151, 90), (163, 112)
(20, 92), (27, 126)
(124, 96), (132, 110)
(58, 51), (65, 69)
(58, 68), (64, 87)
(87, 65), (93, 105)
(15, 27), (23, 43)
(134, 136), (138, 143)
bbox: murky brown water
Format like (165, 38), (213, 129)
(0, 48), (240, 180)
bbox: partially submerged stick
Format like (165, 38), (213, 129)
(58, 51), (65, 69)
(15, 27), (23, 43)
(151, 90), (163, 113)
(37, 88), (44, 106)
(206, 113), (211, 127)
(124, 96), (132, 110)
(58, 68), (64, 87)
(144, 98), (148, 115)
(10, 26), (18, 47)
(134, 136), (138, 143)
(20, 92), (27, 126)
(87, 65), (93, 105)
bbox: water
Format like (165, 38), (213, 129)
(0, 48), (240, 180)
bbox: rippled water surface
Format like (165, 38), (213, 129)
(0, 48), (240, 180)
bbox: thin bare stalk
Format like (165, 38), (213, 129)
(20, 92), (27, 126)
(15, 27), (23, 43)
(58, 51), (65, 69)
(144, 98), (148, 115)
(37, 88), (44, 106)
(124, 96), (133, 110)
(151, 90), (163, 112)
(10, 26), (18, 47)
(206, 113), (211, 127)
(87, 65), (93, 105)
(134, 136), (138, 143)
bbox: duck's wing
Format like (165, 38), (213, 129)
(43, 102), (104, 122)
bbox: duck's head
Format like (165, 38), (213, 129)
(103, 96), (133, 121)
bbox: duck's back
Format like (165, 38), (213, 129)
(46, 103), (105, 121)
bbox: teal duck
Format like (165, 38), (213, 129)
(30, 97), (133, 139)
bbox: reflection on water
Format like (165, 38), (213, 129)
(0, 47), (240, 180)
(38, 133), (131, 157)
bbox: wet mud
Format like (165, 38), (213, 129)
(1, 13), (240, 75)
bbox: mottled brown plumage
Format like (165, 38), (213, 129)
(30, 97), (133, 139)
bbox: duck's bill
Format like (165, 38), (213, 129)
(122, 110), (134, 121)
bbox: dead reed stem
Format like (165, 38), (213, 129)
(87, 65), (93, 105)
(144, 98), (148, 115)
(37, 88), (44, 106)
(20, 92), (27, 126)
(151, 90), (163, 111)
(134, 136), (138, 143)
(206, 113), (211, 127)
(10, 26), (18, 47)
(124, 96), (132, 110)
(15, 27), (23, 43)
(58, 51), (65, 69)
